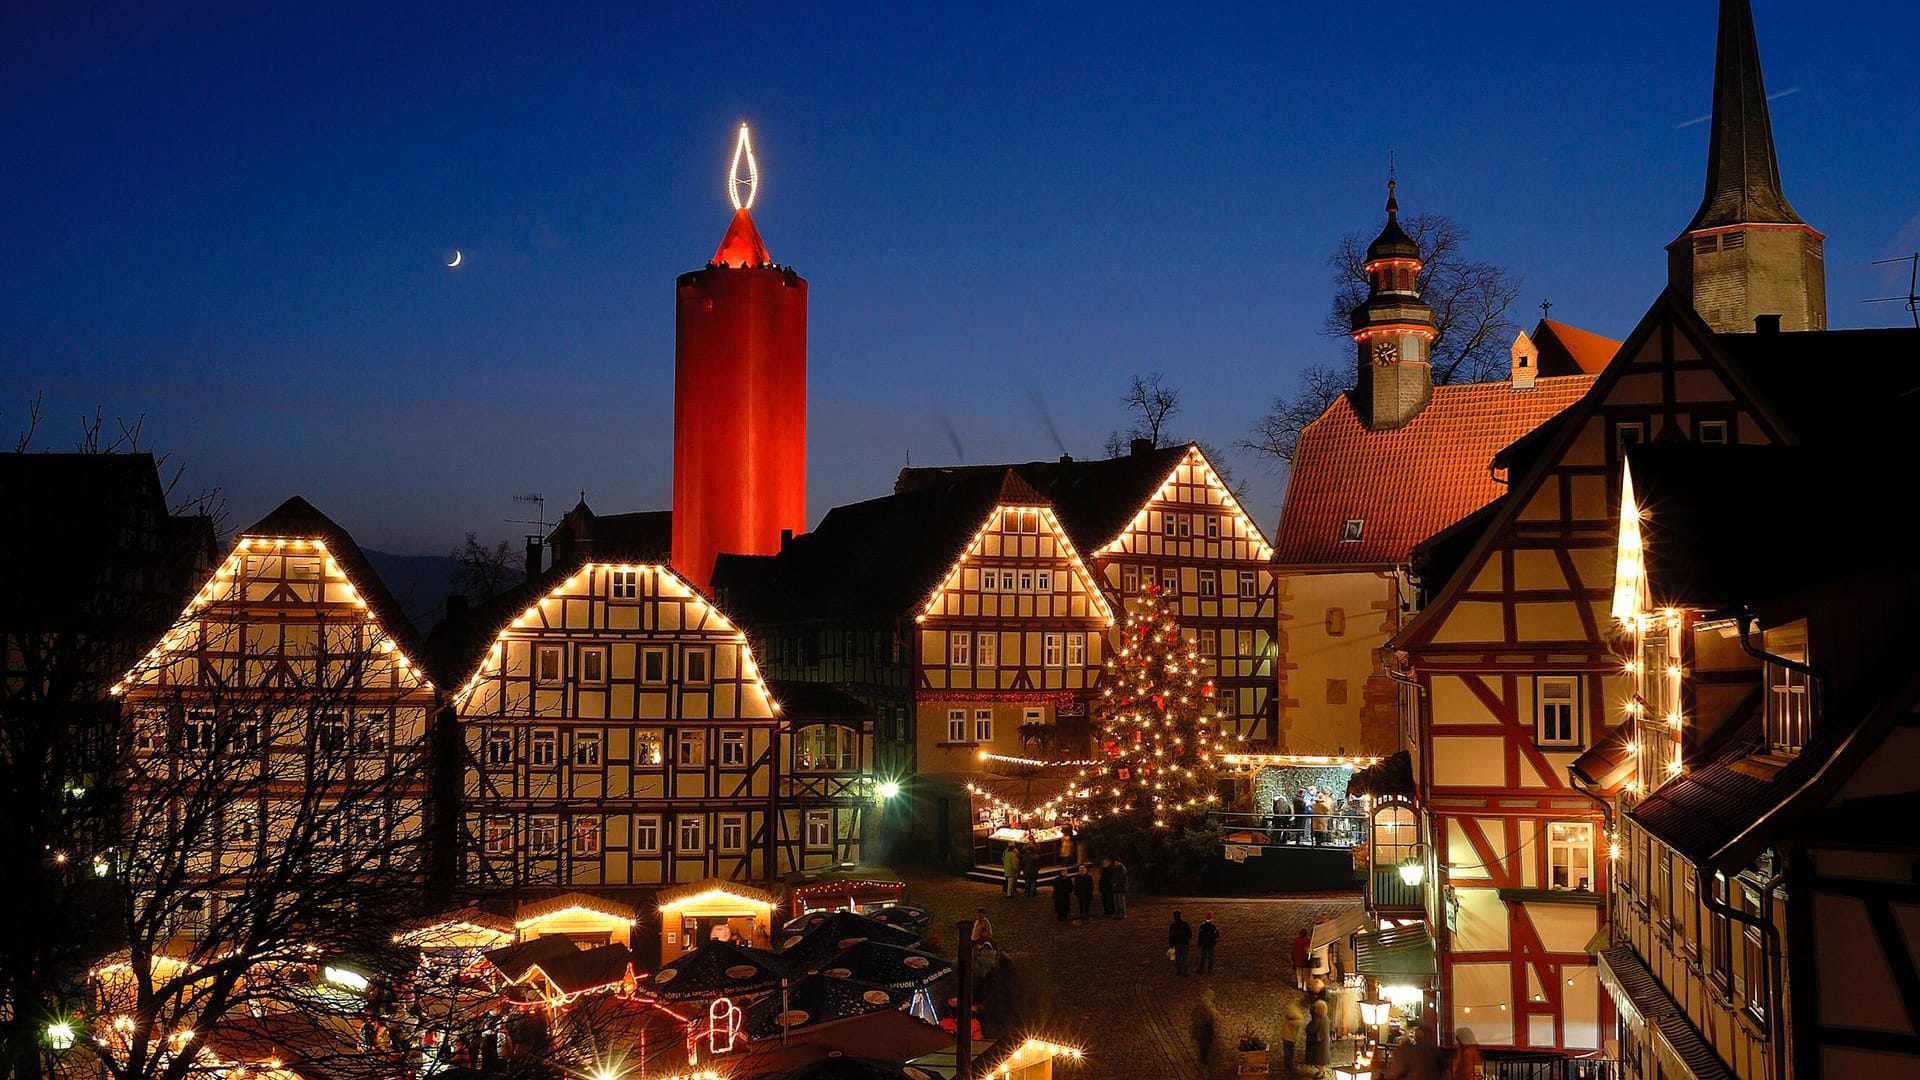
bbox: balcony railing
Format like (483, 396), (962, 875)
(1479, 1056), (1625, 1080)
(1210, 809), (1367, 848)
(1369, 867), (1424, 910)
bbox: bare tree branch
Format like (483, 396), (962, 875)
(1120, 373), (1181, 449)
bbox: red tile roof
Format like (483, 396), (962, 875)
(1275, 375), (1595, 567)
(1535, 319), (1620, 375)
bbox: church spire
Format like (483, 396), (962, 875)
(1350, 176), (1435, 430)
(1687, 0), (1802, 230)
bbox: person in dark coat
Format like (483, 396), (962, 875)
(1196, 912), (1219, 974)
(1072, 864), (1094, 921)
(1305, 999), (1331, 1076)
(1051, 867), (1072, 922)
(1294, 788), (1313, 844)
(1021, 845), (1040, 897)
(1097, 858), (1115, 916)
(1167, 911), (1192, 977)
(1109, 857), (1130, 918)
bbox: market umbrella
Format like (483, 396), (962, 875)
(811, 941), (952, 988)
(777, 912), (921, 973)
(863, 906), (933, 934)
(649, 940), (786, 1002)
(735, 1012), (951, 1074)
(782, 910), (836, 935)
(740, 973), (913, 1041)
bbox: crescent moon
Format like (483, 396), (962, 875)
(447, 250), (462, 268)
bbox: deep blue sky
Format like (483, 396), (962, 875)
(4, 2), (1915, 554)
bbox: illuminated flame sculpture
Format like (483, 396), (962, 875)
(728, 123), (758, 211)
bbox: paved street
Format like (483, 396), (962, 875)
(899, 870), (1362, 1079)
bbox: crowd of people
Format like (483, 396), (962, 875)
(1265, 787), (1366, 846)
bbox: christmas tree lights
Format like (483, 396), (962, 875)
(1089, 582), (1242, 825)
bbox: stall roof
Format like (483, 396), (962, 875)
(657, 877), (778, 910)
(1310, 909), (1368, 953)
(1352, 924), (1436, 979)
(513, 891), (637, 926)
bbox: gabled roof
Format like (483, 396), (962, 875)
(514, 891), (637, 925)
(767, 679), (877, 723)
(233, 496), (432, 680)
(546, 500), (672, 568)
(892, 442), (1197, 555)
(711, 207), (772, 268)
(528, 943), (634, 995)
(1276, 375), (1594, 568)
(1715, 328), (1920, 446)
(1533, 319), (1621, 376)
(713, 469), (1023, 624)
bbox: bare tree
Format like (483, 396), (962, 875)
(1120, 372), (1181, 449)
(1243, 213), (1522, 466)
(450, 534), (522, 605)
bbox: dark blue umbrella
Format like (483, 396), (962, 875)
(864, 906), (933, 934)
(776, 911), (921, 975)
(808, 941), (952, 988)
(649, 940), (785, 1002)
(741, 973), (913, 1041)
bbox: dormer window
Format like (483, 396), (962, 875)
(1340, 519), (1364, 543)
(1764, 641), (1812, 755)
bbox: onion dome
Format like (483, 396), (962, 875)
(1365, 179), (1420, 263)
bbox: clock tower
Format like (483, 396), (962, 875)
(1350, 180), (1437, 431)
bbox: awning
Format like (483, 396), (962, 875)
(1311, 909), (1369, 953)
(1596, 947), (1735, 1080)
(1352, 923), (1436, 979)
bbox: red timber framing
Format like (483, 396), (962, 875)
(1393, 291), (1790, 1054)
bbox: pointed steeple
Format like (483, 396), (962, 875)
(1687, 0), (1802, 230)
(1350, 176), (1436, 430)
(711, 208), (771, 268)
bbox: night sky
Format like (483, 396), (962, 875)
(4, 2), (1914, 554)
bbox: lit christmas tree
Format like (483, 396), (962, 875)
(1089, 581), (1240, 826)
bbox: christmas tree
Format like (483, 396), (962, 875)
(1090, 581), (1240, 826)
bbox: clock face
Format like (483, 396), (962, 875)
(1372, 338), (1399, 367)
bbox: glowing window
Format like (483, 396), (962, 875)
(580, 647), (607, 685)
(1548, 821), (1594, 891)
(574, 730), (602, 767)
(719, 730), (748, 767)
(536, 646), (563, 685)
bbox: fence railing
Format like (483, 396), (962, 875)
(1369, 867), (1424, 910)
(1209, 809), (1368, 848)
(1480, 1056), (1626, 1080)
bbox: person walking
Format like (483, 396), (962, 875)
(1021, 845), (1040, 898)
(1167, 911), (1192, 977)
(1195, 912), (1219, 975)
(1051, 867), (1072, 922)
(971, 907), (994, 949)
(1291, 928), (1313, 990)
(1072, 864), (1094, 921)
(1109, 857), (1129, 918)
(1002, 845), (1020, 898)
(1304, 999), (1331, 1077)
(1277, 996), (1308, 1077)
(1097, 858), (1115, 917)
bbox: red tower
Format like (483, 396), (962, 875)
(672, 124), (808, 591)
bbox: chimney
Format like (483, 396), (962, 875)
(1130, 438), (1154, 457)
(524, 537), (543, 582)
(1509, 330), (1538, 391)
(1754, 314), (1781, 333)
(1058, 453), (1073, 464)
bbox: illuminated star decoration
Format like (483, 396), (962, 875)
(1088, 581), (1241, 826)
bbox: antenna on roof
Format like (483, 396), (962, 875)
(507, 493), (548, 532)
(1863, 254), (1920, 330)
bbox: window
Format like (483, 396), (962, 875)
(314, 713), (348, 756)
(528, 815), (559, 855)
(980, 568), (998, 593)
(1372, 804), (1417, 863)
(1340, 519), (1364, 543)
(973, 709), (993, 743)
(227, 713), (260, 755)
(1162, 513), (1178, 537)
(1710, 896), (1734, 990)
(1239, 571), (1257, 599)
(634, 816), (662, 853)
(683, 647), (711, 685)
(228, 808), (259, 845)
(1022, 707), (1044, 727)
(483, 818), (513, 856)
(719, 814), (747, 853)
(1176, 514), (1192, 539)
(947, 709), (967, 743)
(677, 816), (704, 852)
(999, 570), (1015, 592)
(976, 632), (997, 668)
(351, 810), (385, 848)
(611, 569), (638, 599)
(1547, 821), (1594, 892)
(805, 811), (833, 849)
(1067, 632), (1086, 667)
(484, 728), (513, 766)
(1742, 887), (1766, 1023)
(1325, 608), (1347, 636)
(1123, 565), (1139, 595)
(641, 647), (669, 685)
(1199, 570), (1217, 597)
(1199, 629), (1217, 660)
(134, 711), (168, 755)
(355, 711), (389, 756)
(183, 711), (218, 755)
(574, 730), (602, 767)
(719, 730), (748, 767)
(536, 646), (563, 685)
(1645, 840), (1664, 915)
(1205, 515), (1220, 539)
(677, 731), (704, 767)
(1764, 644), (1812, 753)
(580, 647), (607, 684)
(1018, 570), (1034, 592)
(797, 724), (856, 771)
(637, 730), (664, 766)
(1614, 422), (1646, 458)
(1237, 630), (1254, 658)
(531, 728), (558, 766)
(1721, 230), (1746, 251)
(1162, 570), (1178, 593)
(572, 817), (601, 857)
(1036, 570), (1052, 592)
(1043, 633), (1063, 667)
(1535, 676), (1580, 746)
(1697, 419), (1729, 444)
(950, 632), (971, 667)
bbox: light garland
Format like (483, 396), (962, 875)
(1096, 446), (1275, 559)
(728, 122), (758, 211)
(915, 503), (1117, 626)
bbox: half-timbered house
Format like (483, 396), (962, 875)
(112, 497), (438, 935)
(438, 557), (852, 893)
(895, 441), (1277, 741)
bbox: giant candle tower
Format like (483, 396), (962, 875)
(672, 123), (808, 591)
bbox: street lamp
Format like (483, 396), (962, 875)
(1397, 855), (1425, 888)
(877, 780), (901, 801)
(46, 1022), (76, 1051)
